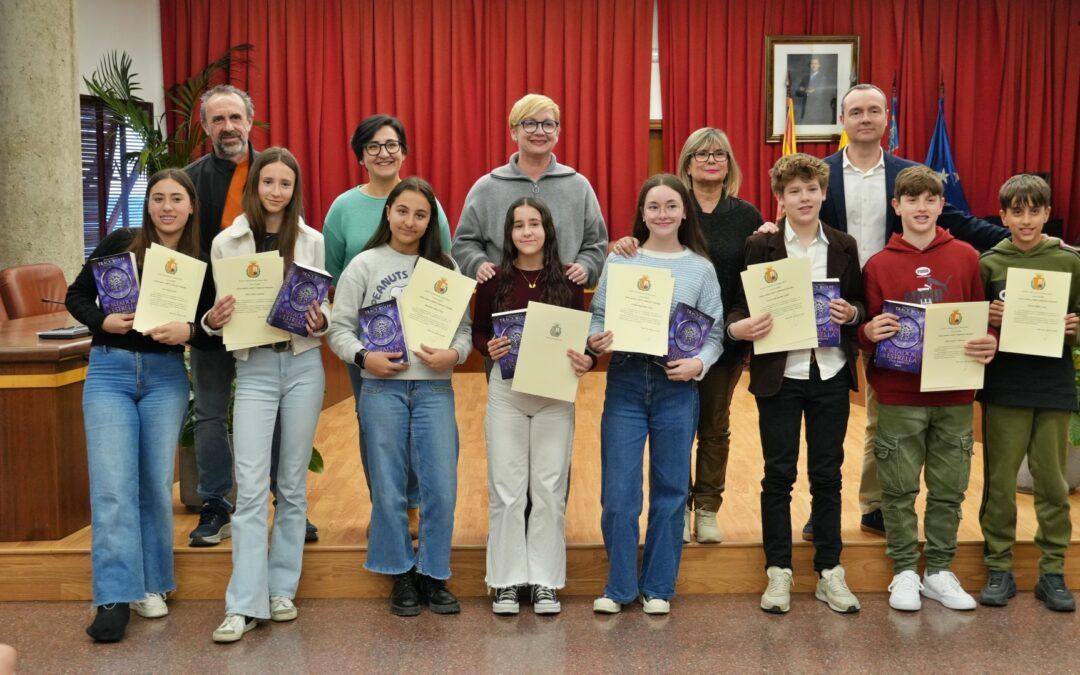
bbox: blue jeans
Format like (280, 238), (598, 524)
(190, 347), (236, 509)
(600, 354), (698, 603)
(83, 345), (188, 606)
(347, 363), (419, 508)
(225, 348), (324, 619)
(359, 378), (458, 580)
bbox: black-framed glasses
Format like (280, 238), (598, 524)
(518, 119), (560, 135)
(693, 150), (728, 163)
(363, 140), (402, 156)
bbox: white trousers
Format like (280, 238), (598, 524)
(484, 366), (575, 589)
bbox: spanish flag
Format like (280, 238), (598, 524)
(782, 96), (797, 155)
(838, 129), (849, 149)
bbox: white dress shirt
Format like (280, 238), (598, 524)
(782, 222), (847, 381)
(842, 147), (887, 269)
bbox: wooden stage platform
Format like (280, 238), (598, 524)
(2, 372), (1078, 601)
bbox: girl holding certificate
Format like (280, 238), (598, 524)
(201, 148), (330, 643)
(472, 197), (594, 615)
(327, 177), (472, 617)
(587, 173), (724, 615)
(66, 169), (215, 642)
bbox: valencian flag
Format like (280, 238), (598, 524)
(925, 89), (971, 213)
(782, 76), (797, 156)
(888, 75), (900, 154)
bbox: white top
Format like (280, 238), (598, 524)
(781, 222), (846, 381)
(842, 146), (887, 269)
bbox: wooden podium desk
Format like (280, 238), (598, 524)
(0, 312), (91, 541)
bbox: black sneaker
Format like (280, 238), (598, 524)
(305, 519), (319, 542)
(1035, 573), (1076, 612)
(860, 509), (886, 536)
(390, 570), (421, 617)
(801, 519), (813, 542)
(979, 569), (1016, 607)
(417, 574), (461, 614)
(189, 502), (231, 547)
(492, 586), (519, 615)
(86, 603), (130, 643)
(531, 585), (561, 614)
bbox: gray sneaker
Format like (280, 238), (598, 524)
(1035, 574), (1076, 612)
(979, 569), (1016, 607)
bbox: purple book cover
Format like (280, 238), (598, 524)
(874, 300), (926, 373)
(492, 309), (527, 379)
(665, 302), (715, 363)
(360, 298), (408, 363)
(813, 279), (842, 348)
(267, 263), (331, 336)
(90, 251), (140, 314)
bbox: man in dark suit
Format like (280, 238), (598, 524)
(795, 57), (837, 125)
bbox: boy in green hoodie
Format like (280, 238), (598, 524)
(978, 174), (1080, 612)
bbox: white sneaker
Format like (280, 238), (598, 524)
(270, 596), (297, 622)
(640, 595), (670, 615)
(130, 592), (168, 619)
(683, 507), (692, 543)
(492, 586), (519, 615)
(888, 570), (923, 611)
(921, 570), (977, 610)
(593, 596), (622, 614)
(694, 509), (723, 544)
(212, 614), (256, 643)
(815, 566), (860, 613)
(760, 566), (793, 614)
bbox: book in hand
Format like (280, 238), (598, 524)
(812, 279), (842, 348)
(874, 300), (926, 373)
(360, 298), (408, 363)
(665, 302), (715, 364)
(267, 263), (332, 336)
(491, 309), (527, 379)
(90, 251), (140, 314)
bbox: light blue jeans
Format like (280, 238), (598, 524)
(359, 378), (458, 580)
(347, 362), (419, 508)
(83, 345), (188, 606)
(225, 347), (324, 619)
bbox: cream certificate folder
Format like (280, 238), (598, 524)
(999, 267), (1071, 358)
(399, 257), (476, 353)
(132, 243), (207, 333)
(512, 301), (592, 402)
(920, 301), (990, 392)
(603, 264), (674, 356)
(212, 251), (289, 350)
(739, 257), (818, 355)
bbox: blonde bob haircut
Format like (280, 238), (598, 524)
(508, 94), (561, 129)
(677, 127), (743, 198)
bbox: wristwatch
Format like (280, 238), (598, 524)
(355, 349), (369, 369)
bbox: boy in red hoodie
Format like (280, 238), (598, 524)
(859, 165), (997, 612)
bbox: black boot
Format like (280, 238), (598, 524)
(86, 603), (130, 643)
(417, 573), (461, 614)
(390, 570), (421, 616)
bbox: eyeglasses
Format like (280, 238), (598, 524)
(363, 140), (402, 157)
(693, 150), (728, 163)
(518, 119), (560, 135)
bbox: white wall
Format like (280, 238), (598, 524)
(77, 0), (164, 124)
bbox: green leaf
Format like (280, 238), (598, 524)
(308, 447), (325, 474)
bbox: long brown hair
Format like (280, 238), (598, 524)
(363, 177), (454, 269)
(242, 147), (303, 267)
(130, 169), (201, 265)
(493, 197), (573, 311)
(630, 173), (708, 256)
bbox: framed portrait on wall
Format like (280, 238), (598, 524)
(765, 35), (859, 143)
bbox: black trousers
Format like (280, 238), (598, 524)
(755, 362), (850, 572)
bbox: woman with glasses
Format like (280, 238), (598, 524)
(613, 128), (763, 545)
(323, 115), (452, 531)
(452, 93), (608, 287)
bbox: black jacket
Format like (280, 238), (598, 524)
(184, 146), (260, 256)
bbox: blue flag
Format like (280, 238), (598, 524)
(888, 95), (900, 154)
(925, 96), (970, 214)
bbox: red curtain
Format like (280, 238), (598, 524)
(159, 0), (653, 240)
(659, 0), (1080, 240)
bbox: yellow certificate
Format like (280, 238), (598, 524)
(603, 264), (674, 356)
(399, 257), (476, 353)
(920, 301), (989, 392)
(212, 251), (289, 350)
(511, 301), (593, 402)
(999, 267), (1071, 358)
(739, 257), (818, 355)
(132, 243), (207, 333)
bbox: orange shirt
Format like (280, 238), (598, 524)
(220, 156), (250, 229)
